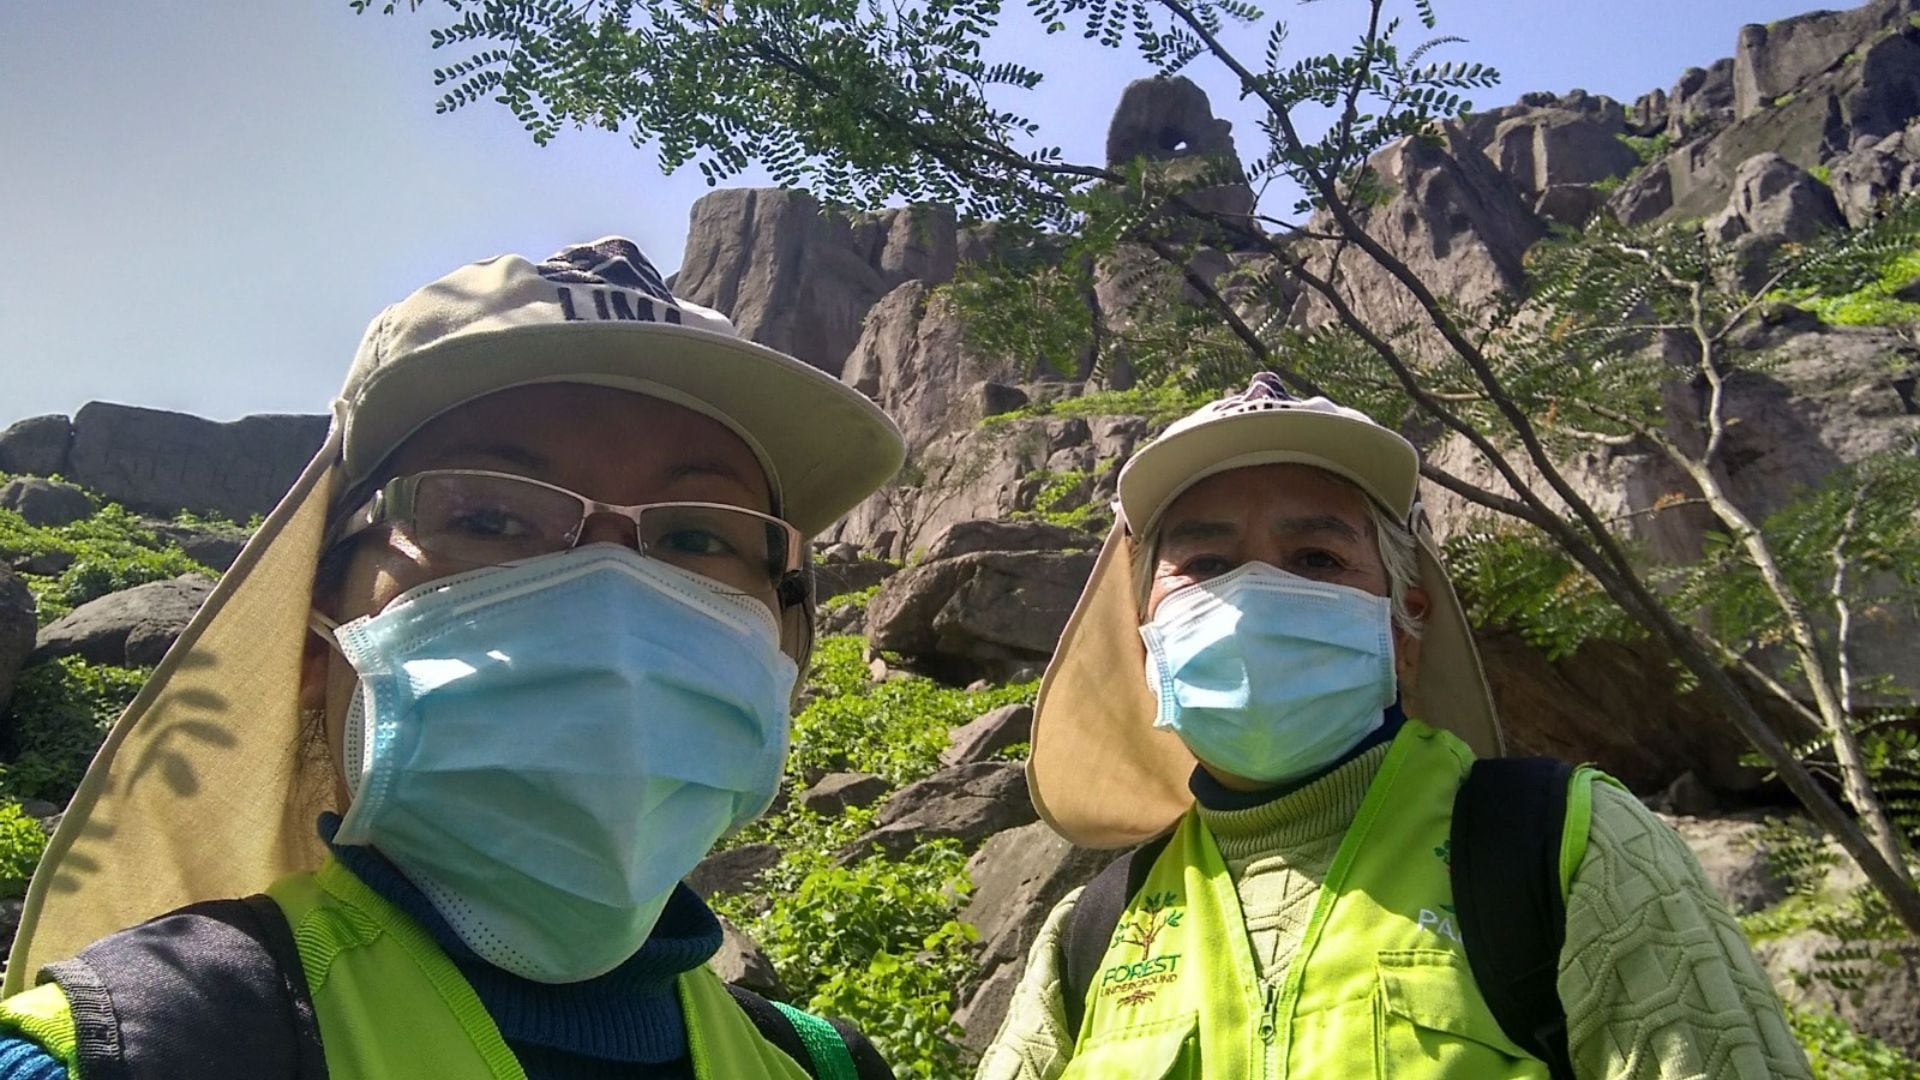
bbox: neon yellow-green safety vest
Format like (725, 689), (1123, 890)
(0, 859), (816, 1080)
(268, 859), (815, 1080)
(1068, 720), (1573, 1078)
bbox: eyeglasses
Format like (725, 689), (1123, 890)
(331, 469), (804, 597)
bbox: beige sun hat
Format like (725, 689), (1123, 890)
(1027, 373), (1501, 849)
(6, 237), (905, 990)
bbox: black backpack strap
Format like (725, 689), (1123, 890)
(1451, 757), (1577, 1080)
(723, 984), (892, 1080)
(39, 894), (326, 1080)
(1061, 833), (1170, 1041)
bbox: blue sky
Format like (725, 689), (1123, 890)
(2, 1), (1814, 426)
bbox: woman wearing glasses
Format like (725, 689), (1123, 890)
(0, 239), (904, 1080)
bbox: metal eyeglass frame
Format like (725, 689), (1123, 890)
(327, 468), (805, 585)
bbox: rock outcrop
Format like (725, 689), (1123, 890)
(674, 189), (959, 377)
(33, 575), (214, 667)
(0, 478), (96, 528)
(0, 571), (35, 714)
(0, 417), (73, 480)
(63, 404), (327, 523)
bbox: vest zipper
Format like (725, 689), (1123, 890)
(1256, 975), (1280, 1044)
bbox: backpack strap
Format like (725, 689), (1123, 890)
(1061, 833), (1171, 1041)
(38, 895), (326, 1080)
(724, 984), (890, 1080)
(1450, 757), (1582, 1080)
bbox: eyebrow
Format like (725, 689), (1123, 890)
(436, 443), (550, 472)
(1160, 513), (1364, 547)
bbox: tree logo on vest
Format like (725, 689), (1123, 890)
(1100, 890), (1185, 1008)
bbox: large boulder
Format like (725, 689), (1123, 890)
(144, 521), (252, 573)
(1485, 108), (1639, 196)
(1655, 10), (1920, 224)
(796, 772), (891, 817)
(673, 189), (958, 377)
(923, 520), (1096, 561)
(1705, 152), (1844, 244)
(941, 704), (1034, 768)
(1732, 0), (1920, 120)
(0, 415), (72, 477)
(1104, 77), (1256, 233)
(841, 281), (1017, 454)
(1295, 126), (1544, 344)
(1825, 118), (1920, 226)
(954, 822), (1108, 1052)
(711, 918), (785, 998)
(838, 761), (1036, 862)
(688, 843), (783, 899)
(866, 543), (1097, 682)
(1705, 152), (1846, 290)
(1669, 59), (1738, 141)
(33, 574), (214, 666)
(0, 478), (96, 528)
(0, 570), (35, 713)
(65, 404), (327, 522)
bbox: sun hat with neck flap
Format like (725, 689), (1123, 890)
(6, 237), (906, 990)
(1027, 372), (1501, 850)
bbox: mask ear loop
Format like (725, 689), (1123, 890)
(307, 609), (368, 802)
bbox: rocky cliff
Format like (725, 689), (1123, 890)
(3, 0), (1919, 1067)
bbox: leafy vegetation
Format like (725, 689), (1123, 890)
(0, 656), (149, 806)
(1776, 247), (1920, 327)
(0, 801), (49, 900)
(1791, 1006), (1920, 1079)
(779, 636), (1033, 787)
(0, 501), (215, 623)
(1618, 131), (1671, 165)
(981, 384), (1212, 427)
(1013, 466), (1110, 533)
(722, 841), (979, 1078)
(715, 634), (1034, 1075)
(819, 584), (883, 617)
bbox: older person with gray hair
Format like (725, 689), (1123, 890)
(977, 373), (1807, 1079)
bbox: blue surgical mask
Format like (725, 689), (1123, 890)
(1140, 561), (1396, 785)
(318, 544), (798, 983)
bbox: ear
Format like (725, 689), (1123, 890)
(1394, 586), (1430, 687)
(300, 626), (331, 715)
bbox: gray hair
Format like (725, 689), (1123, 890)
(1132, 470), (1426, 638)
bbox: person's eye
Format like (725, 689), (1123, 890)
(1178, 554), (1233, 579)
(657, 527), (735, 558)
(1292, 549), (1347, 573)
(446, 507), (535, 540)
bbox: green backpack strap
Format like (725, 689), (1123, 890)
(768, 1001), (859, 1080)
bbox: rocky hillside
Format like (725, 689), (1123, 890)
(4, 0), (1920, 1072)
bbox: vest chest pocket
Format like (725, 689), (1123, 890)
(1065, 1013), (1200, 1080)
(1372, 950), (1548, 1079)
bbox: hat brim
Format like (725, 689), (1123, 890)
(344, 321), (903, 538)
(7, 418), (345, 992)
(1029, 519), (1502, 850)
(1118, 408), (1419, 531)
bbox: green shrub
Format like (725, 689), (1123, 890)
(1617, 132), (1671, 165)
(0, 656), (150, 805)
(731, 839), (979, 1079)
(0, 801), (49, 900)
(1790, 1005), (1920, 1079)
(0, 502), (215, 623)
(1014, 467), (1109, 533)
(981, 385), (1209, 427)
(784, 636), (1035, 787)
(819, 584), (882, 616)
(1778, 248), (1920, 327)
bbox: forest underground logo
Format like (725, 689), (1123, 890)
(1100, 890), (1185, 1008)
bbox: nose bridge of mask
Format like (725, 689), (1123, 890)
(330, 546), (797, 820)
(1154, 559), (1391, 629)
